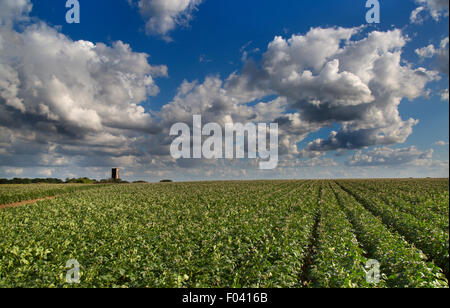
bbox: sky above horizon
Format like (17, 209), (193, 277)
(0, 0), (449, 182)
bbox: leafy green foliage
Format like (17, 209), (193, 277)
(309, 183), (377, 288)
(337, 180), (449, 277)
(331, 182), (448, 288)
(0, 180), (448, 288)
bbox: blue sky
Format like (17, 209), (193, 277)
(0, 0), (448, 181)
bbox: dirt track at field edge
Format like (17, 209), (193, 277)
(0, 196), (56, 210)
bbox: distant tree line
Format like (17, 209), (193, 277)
(0, 177), (170, 185)
(0, 178), (64, 184)
(0, 177), (131, 185)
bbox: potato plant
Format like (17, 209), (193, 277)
(0, 180), (448, 288)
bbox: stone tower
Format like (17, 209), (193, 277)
(112, 168), (119, 180)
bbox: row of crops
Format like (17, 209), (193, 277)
(0, 179), (448, 288)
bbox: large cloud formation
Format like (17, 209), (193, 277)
(131, 0), (203, 39)
(0, 1), (446, 180)
(0, 0), (168, 172)
(157, 27), (437, 158)
(223, 28), (437, 155)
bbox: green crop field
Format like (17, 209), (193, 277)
(0, 179), (448, 288)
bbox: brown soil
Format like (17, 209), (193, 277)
(0, 196), (56, 210)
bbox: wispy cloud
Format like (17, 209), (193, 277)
(410, 0), (449, 23)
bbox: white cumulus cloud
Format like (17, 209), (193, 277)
(133, 0), (203, 39)
(231, 28), (437, 154)
(416, 37), (449, 76)
(411, 0), (449, 23)
(0, 0), (169, 172)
